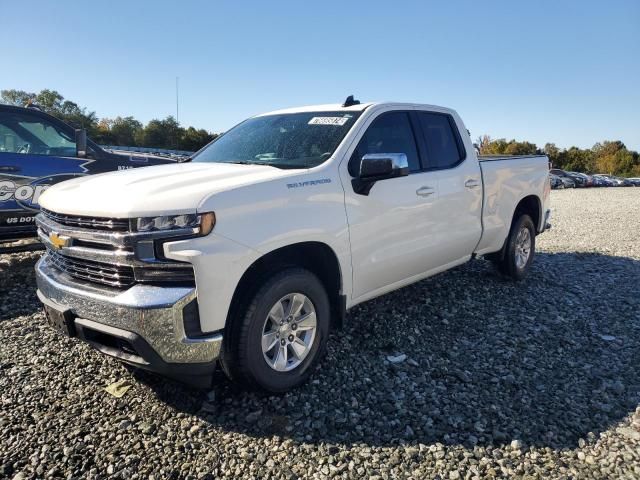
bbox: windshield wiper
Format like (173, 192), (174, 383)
(224, 160), (279, 168)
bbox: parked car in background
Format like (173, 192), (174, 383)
(617, 177), (634, 187)
(593, 174), (629, 187)
(592, 175), (613, 186)
(591, 175), (609, 187)
(627, 178), (640, 186)
(550, 169), (577, 188)
(0, 104), (173, 248)
(565, 172), (589, 187)
(547, 169), (635, 188)
(549, 174), (564, 189)
(567, 172), (593, 187)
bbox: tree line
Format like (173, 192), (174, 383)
(476, 136), (640, 177)
(1, 89), (218, 152)
(2, 89), (638, 175)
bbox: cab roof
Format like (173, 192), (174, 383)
(256, 101), (455, 117)
(257, 102), (375, 116)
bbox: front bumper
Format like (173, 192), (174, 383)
(35, 255), (222, 385)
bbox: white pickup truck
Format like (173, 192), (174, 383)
(35, 99), (551, 392)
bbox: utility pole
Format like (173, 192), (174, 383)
(175, 76), (180, 125)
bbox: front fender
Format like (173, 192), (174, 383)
(196, 169), (353, 300)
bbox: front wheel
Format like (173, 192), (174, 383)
(221, 268), (330, 393)
(493, 214), (536, 281)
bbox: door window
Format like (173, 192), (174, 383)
(416, 112), (465, 170)
(0, 111), (76, 157)
(350, 112), (421, 174)
(0, 122), (27, 153)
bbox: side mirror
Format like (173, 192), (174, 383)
(352, 153), (409, 195)
(359, 153), (409, 179)
(75, 128), (87, 158)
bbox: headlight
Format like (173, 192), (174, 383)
(135, 212), (215, 236)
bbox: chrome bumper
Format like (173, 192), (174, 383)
(35, 255), (222, 366)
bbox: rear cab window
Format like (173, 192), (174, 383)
(415, 111), (466, 170)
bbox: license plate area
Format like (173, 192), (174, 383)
(44, 304), (77, 337)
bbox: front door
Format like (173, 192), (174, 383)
(342, 110), (444, 300)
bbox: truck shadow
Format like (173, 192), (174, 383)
(136, 251), (640, 449)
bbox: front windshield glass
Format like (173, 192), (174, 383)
(192, 111), (361, 169)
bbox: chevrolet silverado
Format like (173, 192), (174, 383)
(35, 98), (551, 392)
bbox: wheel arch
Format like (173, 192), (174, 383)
(513, 194), (542, 234)
(225, 241), (345, 335)
(486, 194), (541, 262)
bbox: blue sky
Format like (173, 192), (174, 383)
(2, 0), (639, 150)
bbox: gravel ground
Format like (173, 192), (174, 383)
(1, 188), (640, 479)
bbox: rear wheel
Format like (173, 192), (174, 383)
(493, 214), (536, 281)
(221, 268), (330, 393)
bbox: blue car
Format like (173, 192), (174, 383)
(0, 105), (173, 247)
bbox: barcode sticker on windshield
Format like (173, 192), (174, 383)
(308, 117), (349, 126)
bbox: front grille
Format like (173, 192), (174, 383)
(47, 248), (135, 288)
(41, 208), (130, 232)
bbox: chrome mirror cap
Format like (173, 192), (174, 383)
(360, 153), (408, 177)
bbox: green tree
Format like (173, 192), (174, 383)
(478, 137), (509, 155)
(475, 137), (539, 156)
(92, 118), (116, 145)
(0, 89), (36, 106)
(543, 143), (560, 166)
(590, 141), (640, 175)
(179, 127), (216, 151)
(110, 116), (143, 146)
(140, 116), (183, 149)
(592, 140), (626, 159)
(559, 147), (594, 172)
(475, 135), (493, 154)
(503, 140), (539, 155)
(595, 149), (635, 176)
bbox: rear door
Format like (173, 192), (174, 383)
(0, 108), (89, 239)
(413, 110), (482, 263)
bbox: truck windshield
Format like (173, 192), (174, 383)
(191, 111), (361, 169)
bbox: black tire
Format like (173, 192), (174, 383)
(493, 214), (536, 281)
(220, 267), (330, 393)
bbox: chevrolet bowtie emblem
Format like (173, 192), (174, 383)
(49, 232), (70, 250)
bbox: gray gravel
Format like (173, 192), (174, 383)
(2, 188), (640, 479)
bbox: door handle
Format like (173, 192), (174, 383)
(416, 186), (435, 197)
(0, 166), (20, 172)
(465, 178), (480, 188)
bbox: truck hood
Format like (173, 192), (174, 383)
(39, 162), (299, 217)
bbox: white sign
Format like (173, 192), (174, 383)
(308, 117), (349, 126)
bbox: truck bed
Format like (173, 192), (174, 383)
(474, 154), (550, 256)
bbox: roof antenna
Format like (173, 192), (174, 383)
(342, 95), (360, 107)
